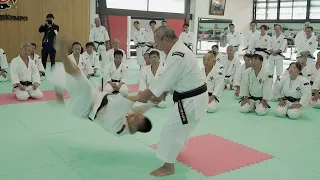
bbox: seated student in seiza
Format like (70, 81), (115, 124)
(68, 42), (94, 79)
(49, 39), (153, 136)
(220, 45), (240, 90)
(139, 50), (167, 108)
(30, 43), (46, 81)
(239, 54), (273, 116)
(311, 72), (320, 108)
(0, 47), (9, 82)
(274, 62), (312, 119)
(10, 42), (43, 101)
(308, 51), (320, 86)
(233, 54), (252, 100)
(103, 50), (129, 96)
(281, 56), (312, 83)
(82, 42), (102, 77)
(202, 52), (224, 113)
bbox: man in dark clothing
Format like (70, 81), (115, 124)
(39, 13), (59, 73)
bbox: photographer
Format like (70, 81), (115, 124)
(39, 13), (59, 73)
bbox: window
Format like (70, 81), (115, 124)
(106, 0), (148, 11)
(254, 0), (278, 20)
(148, 0), (185, 13)
(310, 0), (320, 19)
(279, 0), (307, 19)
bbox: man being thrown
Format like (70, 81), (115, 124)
(103, 50), (128, 96)
(139, 50), (166, 108)
(137, 26), (208, 176)
(239, 54), (273, 115)
(203, 52), (224, 113)
(10, 43), (43, 101)
(82, 42), (102, 77)
(51, 37), (152, 137)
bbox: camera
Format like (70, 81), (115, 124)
(46, 19), (53, 25)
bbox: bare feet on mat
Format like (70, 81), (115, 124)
(150, 163), (175, 177)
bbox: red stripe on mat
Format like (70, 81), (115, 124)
(150, 134), (273, 177)
(0, 84), (139, 105)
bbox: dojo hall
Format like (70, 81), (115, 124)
(0, 0), (320, 179)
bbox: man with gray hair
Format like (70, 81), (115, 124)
(137, 26), (208, 176)
(10, 42), (43, 101)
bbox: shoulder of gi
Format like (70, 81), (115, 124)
(299, 75), (311, 86)
(0, 48), (4, 54)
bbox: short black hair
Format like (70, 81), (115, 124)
(46, 13), (54, 19)
(72, 41), (81, 47)
(252, 53), (264, 61)
(211, 45), (219, 49)
(244, 54), (252, 59)
(95, 94), (109, 119)
(289, 62), (302, 72)
(305, 26), (313, 31)
(229, 23), (235, 27)
(250, 21), (257, 25)
(114, 50), (123, 57)
(133, 21), (139, 25)
(260, 25), (268, 30)
(183, 23), (189, 27)
(149, 20), (156, 26)
(86, 42), (95, 48)
(149, 50), (160, 57)
(31, 43), (36, 48)
(137, 117), (152, 133)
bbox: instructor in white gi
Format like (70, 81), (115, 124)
(137, 26), (208, 177)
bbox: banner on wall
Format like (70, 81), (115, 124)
(0, 0), (17, 10)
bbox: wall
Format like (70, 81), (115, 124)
(0, 0), (90, 62)
(105, 15), (128, 52)
(191, 0), (253, 53)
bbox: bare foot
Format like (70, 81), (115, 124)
(150, 163), (175, 177)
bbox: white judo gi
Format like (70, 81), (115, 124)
(10, 56), (43, 101)
(239, 67), (273, 115)
(68, 54), (94, 78)
(227, 31), (242, 55)
(133, 28), (150, 67)
(139, 64), (166, 108)
(82, 51), (102, 77)
(295, 35), (318, 64)
(89, 25), (110, 70)
(49, 65), (151, 136)
(103, 62), (128, 96)
(244, 30), (260, 52)
(248, 33), (272, 68)
(220, 55), (240, 87)
(268, 33), (287, 77)
(215, 52), (225, 63)
(179, 31), (194, 50)
(308, 61), (320, 84)
(30, 53), (46, 81)
(105, 48), (126, 64)
(203, 66), (224, 113)
(282, 67), (312, 83)
(233, 63), (250, 99)
(0, 48), (8, 82)
(274, 75), (312, 119)
(148, 40), (208, 163)
(311, 73), (320, 108)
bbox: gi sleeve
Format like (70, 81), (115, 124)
(104, 27), (110, 41)
(89, 28), (94, 42)
(0, 49), (8, 69)
(10, 60), (20, 85)
(149, 54), (185, 97)
(267, 36), (272, 51)
(299, 80), (312, 107)
(85, 58), (94, 75)
(37, 56), (45, 72)
(237, 32), (242, 46)
(262, 73), (273, 100)
(309, 37), (318, 54)
(133, 32), (139, 45)
(248, 35), (256, 53)
(121, 64), (128, 84)
(274, 76), (286, 99)
(103, 95), (135, 134)
(312, 73), (320, 90)
(212, 71), (224, 98)
(129, 101), (153, 114)
(103, 64), (112, 82)
(31, 61), (41, 84)
(239, 68), (250, 97)
(94, 53), (101, 69)
(233, 64), (244, 86)
(280, 37), (287, 52)
(139, 67), (148, 91)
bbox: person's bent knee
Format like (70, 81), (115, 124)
(287, 109), (301, 119)
(275, 106), (287, 117)
(16, 93), (29, 101)
(31, 91), (44, 100)
(119, 85), (129, 96)
(239, 103), (251, 113)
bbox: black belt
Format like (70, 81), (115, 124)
(276, 52), (285, 58)
(311, 81), (314, 86)
(283, 96), (300, 103)
(173, 84), (207, 125)
(89, 94), (109, 121)
(183, 43), (192, 51)
(239, 94), (270, 108)
(255, 48), (270, 55)
(208, 92), (219, 103)
(225, 75), (231, 78)
(14, 81), (33, 88)
(94, 41), (105, 49)
(40, 72), (45, 76)
(111, 79), (121, 83)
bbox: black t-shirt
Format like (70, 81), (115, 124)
(39, 24), (59, 48)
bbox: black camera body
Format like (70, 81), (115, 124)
(46, 19), (53, 25)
